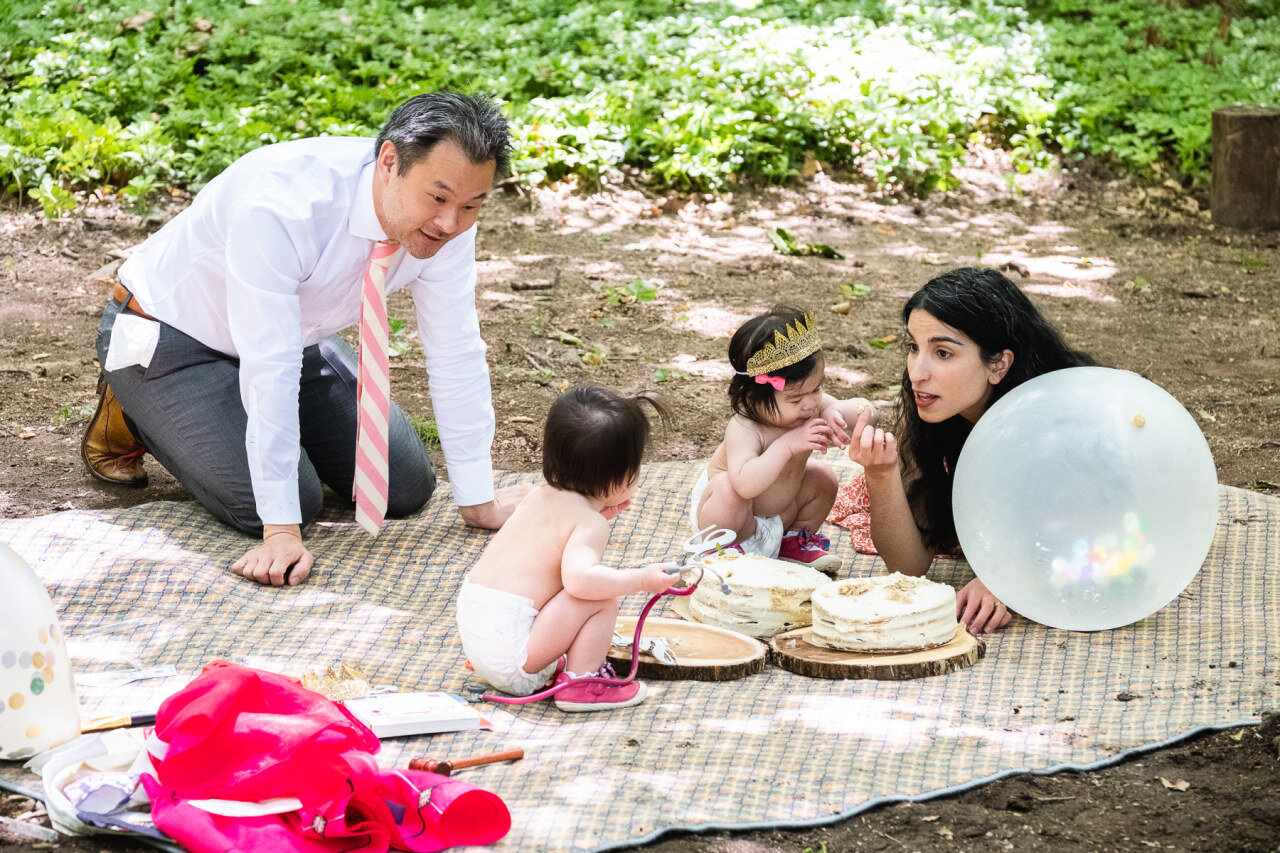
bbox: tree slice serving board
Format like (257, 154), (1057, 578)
(769, 626), (983, 680)
(608, 616), (766, 681)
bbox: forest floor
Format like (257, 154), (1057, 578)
(1, 150), (1278, 850)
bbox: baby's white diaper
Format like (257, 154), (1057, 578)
(456, 581), (558, 696)
(688, 468), (784, 558)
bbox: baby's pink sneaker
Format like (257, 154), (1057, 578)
(779, 529), (842, 574)
(553, 665), (647, 712)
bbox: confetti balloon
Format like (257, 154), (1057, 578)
(953, 367), (1218, 631)
(1, 541), (80, 759)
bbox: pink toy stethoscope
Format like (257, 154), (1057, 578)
(471, 526), (736, 706)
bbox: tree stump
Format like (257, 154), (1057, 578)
(769, 626), (984, 680)
(1211, 105), (1280, 230)
(608, 617), (766, 681)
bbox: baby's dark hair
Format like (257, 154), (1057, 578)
(728, 305), (823, 423)
(542, 385), (669, 499)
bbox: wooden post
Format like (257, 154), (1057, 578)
(1210, 105), (1280, 230)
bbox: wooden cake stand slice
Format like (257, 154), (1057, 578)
(608, 616), (767, 681)
(768, 626), (984, 680)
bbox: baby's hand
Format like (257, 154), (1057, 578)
(637, 562), (681, 594)
(820, 405), (850, 449)
(847, 408), (898, 476)
(600, 499), (632, 521)
(785, 418), (835, 455)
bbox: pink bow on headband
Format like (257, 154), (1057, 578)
(754, 374), (785, 391)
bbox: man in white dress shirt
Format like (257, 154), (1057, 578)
(82, 92), (527, 586)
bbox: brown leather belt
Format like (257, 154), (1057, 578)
(113, 281), (158, 322)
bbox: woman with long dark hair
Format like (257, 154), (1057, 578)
(847, 267), (1096, 633)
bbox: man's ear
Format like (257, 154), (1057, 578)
(989, 349), (1014, 384)
(376, 140), (398, 175)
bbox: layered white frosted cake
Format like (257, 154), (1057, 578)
(687, 553), (830, 638)
(808, 573), (959, 652)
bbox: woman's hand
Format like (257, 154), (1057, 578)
(847, 407), (898, 477)
(232, 524), (312, 586)
(956, 577), (1011, 634)
(784, 418), (835, 455)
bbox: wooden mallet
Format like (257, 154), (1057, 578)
(408, 748), (524, 776)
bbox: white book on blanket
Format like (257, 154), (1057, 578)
(343, 692), (492, 738)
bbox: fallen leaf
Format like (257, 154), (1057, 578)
(921, 815), (940, 822)
(1159, 777), (1190, 791)
(1116, 691), (1141, 702)
(831, 301), (853, 315)
(936, 827), (953, 840)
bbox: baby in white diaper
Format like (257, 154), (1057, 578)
(456, 386), (676, 712)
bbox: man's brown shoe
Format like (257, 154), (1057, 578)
(81, 375), (148, 487)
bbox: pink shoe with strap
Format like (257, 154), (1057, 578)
(553, 664), (647, 712)
(779, 529), (842, 574)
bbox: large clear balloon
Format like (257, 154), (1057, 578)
(953, 367), (1218, 631)
(1, 541), (80, 760)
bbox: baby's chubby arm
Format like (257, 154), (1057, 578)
(723, 416), (832, 500)
(560, 514), (677, 599)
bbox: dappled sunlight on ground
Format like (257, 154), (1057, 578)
(824, 364), (874, 388)
(1023, 280), (1117, 302)
(660, 354), (735, 381)
(666, 304), (755, 339)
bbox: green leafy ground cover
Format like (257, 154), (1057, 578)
(2, 0), (1277, 213)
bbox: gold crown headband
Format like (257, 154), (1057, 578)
(744, 313), (822, 377)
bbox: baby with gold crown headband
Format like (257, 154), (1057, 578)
(690, 306), (877, 571)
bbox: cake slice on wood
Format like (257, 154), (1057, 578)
(808, 573), (959, 653)
(686, 552), (830, 638)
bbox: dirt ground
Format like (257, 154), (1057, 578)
(1, 152), (1278, 850)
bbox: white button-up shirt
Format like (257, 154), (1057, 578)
(117, 136), (496, 524)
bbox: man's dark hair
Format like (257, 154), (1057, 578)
(542, 386), (669, 500)
(375, 91), (512, 178)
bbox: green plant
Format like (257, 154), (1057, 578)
(3, 0), (1275, 203)
(840, 282), (871, 298)
(29, 175), (75, 218)
(387, 317), (411, 358)
(53, 402), (94, 424)
(407, 414), (440, 449)
(605, 278), (659, 306)
(768, 228), (843, 259)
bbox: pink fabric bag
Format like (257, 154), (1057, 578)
(143, 661), (510, 852)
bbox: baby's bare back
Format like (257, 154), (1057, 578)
(466, 486), (597, 608)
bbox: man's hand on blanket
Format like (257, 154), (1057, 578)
(956, 577), (1010, 634)
(459, 484), (535, 530)
(232, 524), (313, 587)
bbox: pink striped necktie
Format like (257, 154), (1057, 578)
(353, 239), (399, 535)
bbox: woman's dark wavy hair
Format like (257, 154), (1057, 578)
(897, 267), (1097, 550)
(542, 385), (669, 500)
(728, 305), (823, 423)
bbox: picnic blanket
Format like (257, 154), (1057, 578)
(1, 460), (1277, 852)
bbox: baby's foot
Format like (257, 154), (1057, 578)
(553, 665), (647, 712)
(779, 529), (842, 575)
